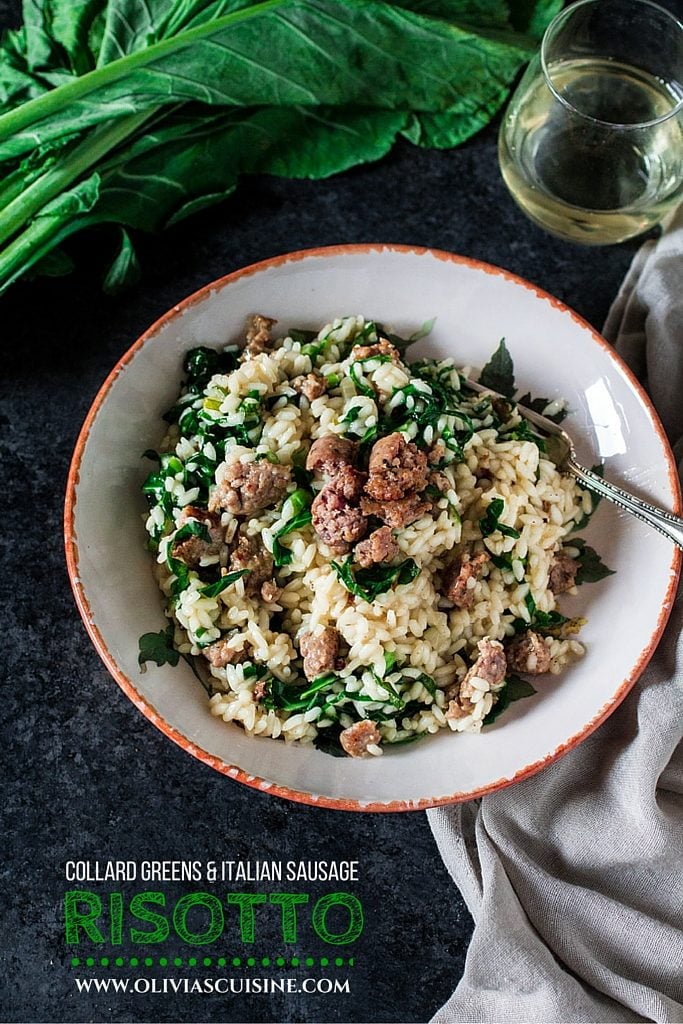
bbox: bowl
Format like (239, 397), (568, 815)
(65, 244), (681, 811)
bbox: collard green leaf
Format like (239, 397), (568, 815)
(102, 226), (140, 294)
(479, 338), (516, 398)
(138, 624), (180, 667)
(483, 673), (536, 725)
(332, 556), (421, 602)
(0, 1), (541, 162)
(572, 538), (615, 585)
(0, 0), (561, 292)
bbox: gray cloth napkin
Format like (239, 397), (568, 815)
(427, 208), (683, 1024)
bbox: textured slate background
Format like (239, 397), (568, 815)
(0, 0), (653, 1019)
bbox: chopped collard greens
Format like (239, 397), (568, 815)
(139, 316), (612, 759)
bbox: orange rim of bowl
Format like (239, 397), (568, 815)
(64, 243), (682, 812)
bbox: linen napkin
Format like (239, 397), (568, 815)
(427, 207), (683, 1024)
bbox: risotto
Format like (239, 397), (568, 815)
(140, 314), (598, 758)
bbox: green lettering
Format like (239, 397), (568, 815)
(269, 893), (309, 944)
(64, 890), (104, 944)
(129, 892), (169, 944)
(227, 893), (267, 943)
(110, 892), (123, 945)
(173, 893), (224, 946)
(311, 892), (363, 945)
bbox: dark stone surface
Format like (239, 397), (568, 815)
(0, 2), (644, 1020)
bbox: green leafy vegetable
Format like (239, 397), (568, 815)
(272, 489), (313, 566)
(138, 624), (180, 668)
(479, 497), (520, 539)
(511, 591), (568, 634)
(0, 0), (560, 293)
(479, 338), (516, 398)
(165, 520), (210, 596)
(571, 538), (615, 585)
(331, 556), (421, 602)
(199, 569), (249, 597)
(483, 673), (536, 725)
(517, 391), (568, 424)
(102, 226), (140, 295)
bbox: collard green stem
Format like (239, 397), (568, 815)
(0, 110), (153, 247)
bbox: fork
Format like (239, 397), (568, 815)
(465, 378), (683, 551)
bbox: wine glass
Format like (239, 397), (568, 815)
(498, 0), (683, 244)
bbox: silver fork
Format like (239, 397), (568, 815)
(465, 378), (683, 550)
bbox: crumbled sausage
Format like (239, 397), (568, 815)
(351, 338), (401, 363)
(506, 631), (552, 675)
(209, 460), (290, 516)
(360, 493), (432, 529)
(253, 680), (268, 701)
(445, 637), (507, 719)
(306, 435), (358, 479)
(442, 552), (490, 608)
(228, 531), (275, 597)
(354, 526), (399, 569)
(260, 580), (282, 603)
(549, 551), (578, 594)
(365, 433), (429, 501)
(328, 464), (366, 502)
(470, 637), (507, 687)
(339, 719), (382, 758)
(203, 636), (250, 668)
(427, 442), (446, 465)
(299, 627), (341, 680)
(171, 507), (224, 567)
(311, 475), (367, 553)
(243, 314), (276, 357)
(429, 471), (450, 493)
(291, 372), (327, 402)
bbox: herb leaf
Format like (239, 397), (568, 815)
(331, 556), (421, 602)
(483, 674), (536, 725)
(199, 569), (249, 598)
(480, 497), (520, 539)
(479, 339), (515, 398)
(138, 625), (180, 668)
(572, 538), (616, 585)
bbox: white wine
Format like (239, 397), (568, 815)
(499, 58), (683, 244)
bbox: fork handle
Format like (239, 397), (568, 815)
(568, 460), (683, 550)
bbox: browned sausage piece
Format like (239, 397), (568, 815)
(228, 531), (275, 597)
(291, 372), (327, 401)
(299, 627), (341, 680)
(306, 435), (358, 479)
(204, 636), (251, 668)
(171, 507), (224, 567)
(365, 432), (429, 502)
(351, 338), (401, 363)
(339, 719), (382, 758)
(243, 313), (276, 357)
(549, 551), (578, 594)
(360, 493), (432, 529)
(442, 552), (490, 608)
(354, 526), (399, 569)
(311, 481), (367, 553)
(209, 460), (291, 516)
(253, 680), (268, 702)
(445, 637), (506, 719)
(260, 580), (282, 603)
(506, 631), (552, 675)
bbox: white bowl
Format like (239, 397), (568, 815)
(65, 245), (681, 811)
